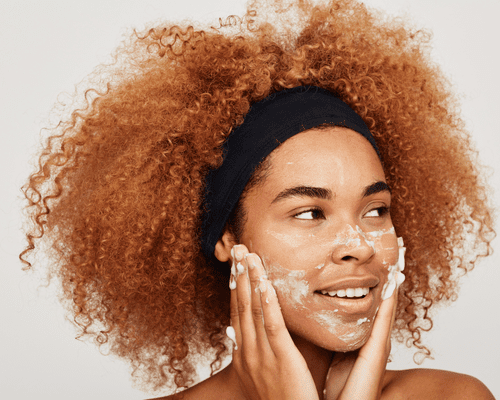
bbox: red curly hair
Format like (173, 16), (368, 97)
(20, 0), (495, 394)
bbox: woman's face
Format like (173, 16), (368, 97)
(238, 127), (398, 352)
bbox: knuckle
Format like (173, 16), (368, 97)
(246, 253), (261, 268)
(249, 276), (261, 286)
(237, 299), (250, 314)
(230, 309), (239, 318)
(251, 306), (263, 320)
(264, 322), (281, 335)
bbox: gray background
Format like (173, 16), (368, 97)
(1, 0), (499, 398)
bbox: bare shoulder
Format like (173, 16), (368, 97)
(382, 368), (495, 399)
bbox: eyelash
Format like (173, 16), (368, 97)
(366, 206), (390, 218)
(293, 206), (390, 220)
(294, 207), (325, 220)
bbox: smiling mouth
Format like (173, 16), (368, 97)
(317, 287), (369, 298)
(315, 288), (376, 314)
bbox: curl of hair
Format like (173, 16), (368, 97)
(20, 0), (495, 394)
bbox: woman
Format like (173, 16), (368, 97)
(19, 0), (495, 398)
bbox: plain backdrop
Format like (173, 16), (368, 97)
(1, 0), (499, 399)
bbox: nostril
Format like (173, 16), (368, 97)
(341, 255), (355, 261)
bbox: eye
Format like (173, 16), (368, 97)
(294, 208), (325, 220)
(364, 206), (390, 218)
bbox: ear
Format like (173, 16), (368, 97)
(214, 229), (237, 263)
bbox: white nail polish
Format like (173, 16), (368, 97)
(226, 326), (238, 350)
(229, 274), (236, 290)
(396, 271), (405, 287)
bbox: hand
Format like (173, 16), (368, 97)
(323, 285), (399, 400)
(228, 244), (320, 400)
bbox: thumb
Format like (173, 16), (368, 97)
(324, 352), (357, 400)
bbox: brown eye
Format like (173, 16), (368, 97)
(365, 206), (390, 218)
(295, 208), (324, 220)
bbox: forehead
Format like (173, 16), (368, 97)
(265, 126), (385, 186)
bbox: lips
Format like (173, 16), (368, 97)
(315, 287), (376, 314)
(316, 276), (379, 292)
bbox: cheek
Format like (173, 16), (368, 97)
(369, 228), (399, 266)
(261, 256), (310, 309)
(262, 256), (377, 352)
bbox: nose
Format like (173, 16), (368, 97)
(329, 225), (375, 265)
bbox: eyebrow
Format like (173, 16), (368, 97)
(271, 181), (391, 204)
(362, 181), (391, 198)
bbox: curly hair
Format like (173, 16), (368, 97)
(19, 0), (495, 394)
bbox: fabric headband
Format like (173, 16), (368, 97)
(200, 85), (381, 260)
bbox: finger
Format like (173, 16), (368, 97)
(337, 287), (398, 400)
(359, 283), (398, 359)
(233, 245), (257, 355)
(246, 253), (273, 354)
(229, 250), (241, 352)
(375, 285), (398, 355)
(325, 352), (357, 400)
(387, 288), (398, 351)
(259, 278), (297, 360)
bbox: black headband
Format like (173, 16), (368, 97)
(200, 85), (381, 260)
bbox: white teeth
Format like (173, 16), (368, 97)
(320, 287), (369, 298)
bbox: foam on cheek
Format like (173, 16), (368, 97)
(365, 226), (395, 238)
(381, 237), (406, 300)
(262, 257), (309, 308)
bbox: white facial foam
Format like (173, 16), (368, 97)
(381, 236), (406, 300)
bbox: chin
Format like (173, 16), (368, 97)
(307, 318), (374, 353)
(330, 333), (370, 352)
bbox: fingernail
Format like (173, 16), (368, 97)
(397, 246), (406, 272)
(233, 245), (245, 261)
(395, 271), (405, 288)
(226, 326), (238, 350)
(245, 253), (258, 269)
(229, 274), (236, 290)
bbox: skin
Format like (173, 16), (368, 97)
(233, 127), (398, 350)
(222, 127), (397, 399)
(153, 127), (495, 400)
